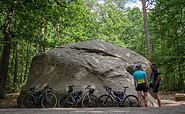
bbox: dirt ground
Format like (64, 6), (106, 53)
(160, 92), (185, 106)
(0, 92), (185, 108)
(0, 93), (19, 108)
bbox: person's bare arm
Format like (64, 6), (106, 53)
(134, 78), (136, 87)
(145, 77), (149, 88)
(150, 73), (152, 82)
(155, 75), (161, 85)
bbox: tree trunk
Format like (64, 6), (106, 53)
(23, 41), (31, 83)
(6, 42), (15, 92)
(0, 1), (18, 99)
(19, 41), (24, 85)
(38, 17), (46, 53)
(141, 0), (152, 61)
(13, 42), (18, 93)
(178, 66), (185, 91)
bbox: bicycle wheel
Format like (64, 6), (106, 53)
(123, 95), (138, 107)
(41, 93), (57, 108)
(82, 94), (98, 108)
(22, 94), (35, 108)
(58, 94), (75, 108)
(98, 95), (114, 107)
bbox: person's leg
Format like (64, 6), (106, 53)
(137, 91), (142, 107)
(153, 85), (161, 107)
(142, 84), (148, 107)
(154, 92), (161, 107)
(143, 92), (148, 107)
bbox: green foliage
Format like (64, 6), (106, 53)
(1, 0), (96, 93)
(151, 0), (185, 91)
(86, 0), (130, 47)
(124, 8), (146, 55)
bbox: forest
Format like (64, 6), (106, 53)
(0, 0), (184, 99)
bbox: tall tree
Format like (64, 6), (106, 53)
(0, 0), (18, 99)
(140, 0), (152, 61)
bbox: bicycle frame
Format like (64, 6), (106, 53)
(41, 89), (51, 103)
(34, 89), (47, 104)
(34, 85), (53, 104)
(63, 92), (76, 106)
(73, 90), (89, 107)
(22, 85), (55, 108)
(64, 85), (94, 107)
(103, 85), (128, 104)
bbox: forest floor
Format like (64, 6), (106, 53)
(0, 92), (185, 108)
(0, 93), (19, 108)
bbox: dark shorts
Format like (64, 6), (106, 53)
(136, 83), (147, 92)
(153, 84), (160, 93)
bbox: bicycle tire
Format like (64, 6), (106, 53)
(58, 94), (75, 108)
(22, 94), (35, 108)
(123, 95), (138, 107)
(98, 95), (114, 107)
(41, 93), (57, 108)
(82, 94), (98, 108)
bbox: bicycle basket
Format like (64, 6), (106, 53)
(113, 91), (124, 99)
(73, 91), (83, 99)
(89, 88), (94, 94)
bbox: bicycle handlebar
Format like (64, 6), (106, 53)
(85, 85), (92, 90)
(29, 85), (52, 94)
(30, 86), (36, 92)
(103, 85), (129, 93)
(103, 85), (112, 92)
(43, 85), (52, 92)
(123, 86), (129, 92)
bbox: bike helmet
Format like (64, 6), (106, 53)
(136, 63), (142, 69)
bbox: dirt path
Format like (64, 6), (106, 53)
(0, 106), (185, 114)
(0, 92), (185, 108)
(0, 99), (185, 108)
(0, 99), (18, 108)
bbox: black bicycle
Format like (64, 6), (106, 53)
(98, 85), (138, 107)
(58, 85), (98, 108)
(22, 85), (57, 108)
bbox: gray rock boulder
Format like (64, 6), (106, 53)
(17, 40), (158, 107)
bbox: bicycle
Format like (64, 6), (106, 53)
(98, 85), (138, 107)
(58, 85), (98, 108)
(22, 85), (57, 108)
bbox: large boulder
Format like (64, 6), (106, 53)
(17, 40), (158, 107)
